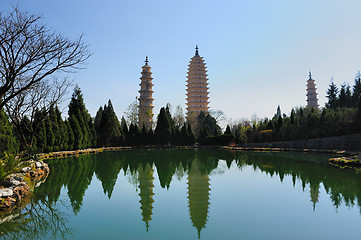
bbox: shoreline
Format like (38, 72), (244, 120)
(0, 160), (49, 215)
(1, 144), (359, 216)
(38, 145), (360, 160)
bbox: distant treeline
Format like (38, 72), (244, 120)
(230, 77), (361, 144)
(0, 85), (234, 156)
(1, 77), (361, 156)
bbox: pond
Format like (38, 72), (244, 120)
(1, 149), (361, 239)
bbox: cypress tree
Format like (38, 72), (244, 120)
(69, 115), (82, 150)
(0, 108), (18, 157)
(49, 106), (61, 151)
(224, 125), (232, 135)
(68, 86), (95, 149)
(326, 82), (339, 109)
(33, 108), (47, 152)
(94, 106), (103, 133)
(35, 120), (47, 153)
(141, 124), (148, 146)
(290, 109), (295, 125)
(55, 106), (68, 150)
(45, 117), (55, 152)
(97, 100), (123, 147)
(155, 107), (171, 145)
(180, 123), (188, 146)
(65, 120), (75, 150)
(277, 115), (283, 130)
(187, 122), (196, 146)
(353, 77), (361, 107)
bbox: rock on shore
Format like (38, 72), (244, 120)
(0, 160), (49, 213)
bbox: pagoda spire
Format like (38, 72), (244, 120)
(186, 46), (209, 119)
(138, 57), (154, 130)
(306, 71), (319, 108)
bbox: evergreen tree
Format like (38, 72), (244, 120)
(35, 120), (47, 152)
(69, 115), (82, 150)
(326, 82), (339, 109)
(68, 86), (95, 149)
(275, 105), (281, 118)
(352, 77), (361, 107)
(338, 83), (352, 108)
(121, 117), (129, 145)
(55, 106), (68, 150)
(96, 100), (123, 147)
(33, 108), (46, 152)
(180, 123), (188, 146)
(0, 108), (18, 157)
(224, 125), (232, 135)
(94, 106), (103, 133)
(65, 120), (75, 150)
(277, 115), (283, 130)
(198, 126), (210, 145)
(155, 107), (171, 145)
(197, 111), (219, 136)
(290, 109), (295, 125)
(49, 106), (61, 151)
(187, 122), (196, 146)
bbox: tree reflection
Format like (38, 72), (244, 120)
(9, 149), (361, 239)
(0, 197), (71, 240)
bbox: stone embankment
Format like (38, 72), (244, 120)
(0, 160), (49, 214)
(240, 133), (361, 152)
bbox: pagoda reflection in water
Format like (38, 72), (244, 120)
(187, 157), (211, 239)
(137, 162), (155, 232)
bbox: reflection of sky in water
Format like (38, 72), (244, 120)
(2, 149), (361, 240)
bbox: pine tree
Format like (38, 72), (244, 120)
(277, 115), (283, 130)
(94, 106), (103, 133)
(224, 125), (232, 135)
(187, 122), (196, 145)
(68, 86), (95, 149)
(290, 109), (295, 125)
(45, 117), (55, 152)
(96, 100), (123, 147)
(326, 82), (339, 109)
(353, 76), (361, 107)
(33, 108), (47, 152)
(49, 106), (61, 151)
(65, 120), (75, 150)
(275, 105), (281, 118)
(180, 123), (188, 146)
(155, 107), (171, 145)
(69, 115), (82, 150)
(0, 108), (18, 157)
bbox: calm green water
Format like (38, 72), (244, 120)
(1, 149), (361, 239)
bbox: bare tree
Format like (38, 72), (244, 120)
(0, 7), (91, 109)
(5, 77), (71, 146)
(209, 109), (226, 127)
(173, 105), (185, 128)
(124, 97), (139, 126)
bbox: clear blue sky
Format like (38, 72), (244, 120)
(2, 0), (361, 123)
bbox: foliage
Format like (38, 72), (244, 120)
(0, 108), (18, 157)
(68, 86), (96, 150)
(155, 107), (172, 145)
(95, 100), (124, 147)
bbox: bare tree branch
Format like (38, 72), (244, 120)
(0, 7), (91, 109)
